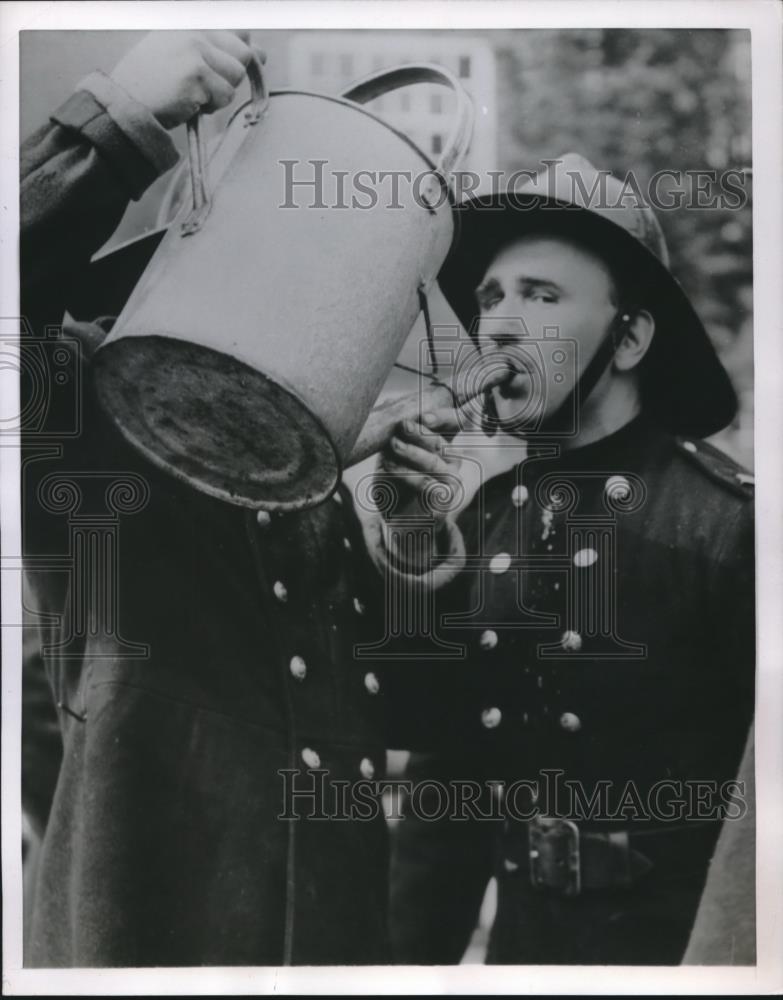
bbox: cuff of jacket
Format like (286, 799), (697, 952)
(361, 514), (466, 591)
(51, 71), (179, 200)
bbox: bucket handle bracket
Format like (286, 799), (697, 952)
(181, 50), (269, 237)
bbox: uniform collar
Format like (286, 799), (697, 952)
(522, 413), (664, 477)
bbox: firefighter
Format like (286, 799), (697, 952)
(372, 155), (755, 964)
(21, 30), (390, 966)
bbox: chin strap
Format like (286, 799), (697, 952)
(482, 311), (632, 438)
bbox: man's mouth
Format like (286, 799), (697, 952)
(496, 360), (533, 400)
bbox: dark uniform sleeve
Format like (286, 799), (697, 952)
(21, 72), (178, 325)
(677, 443), (756, 961)
(19, 73), (179, 837)
(683, 722), (755, 964)
(706, 483), (756, 782)
(21, 574), (63, 839)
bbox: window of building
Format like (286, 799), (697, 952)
(431, 134), (443, 155)
(340, 53), (354, 78)
(310, 52), (325, 75)
(430, 93), (443, 114)
(458, 55), (471, 78)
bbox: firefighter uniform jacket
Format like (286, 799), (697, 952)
(21, 74), (390, 966)
(376, 415), (755, 964)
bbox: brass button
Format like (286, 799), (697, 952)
(479, 629), (498, 651)
(364, 672), (380, 695)
(489, 552), (512, 575)
(359, 757), (375, 779)
(289, 655), (307, 681)
(481, 707), (502, 729)
(273, 580), (288, 602)
(333, 491), (343, 504)
(573, 548), (598, 568)
(559, 711), (582, 733)
(561, 629), (582, 652)
(353, 597), (365, 615)
(682, 440), (697, 454)
(301, 747), (320, 768)
(256, 510), (271, 526)
(511, 484), (529, 507)
(343, 537), (352, 551)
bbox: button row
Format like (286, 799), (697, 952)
(300, 747), (376, 780)
(509, 477), (632, 510)
(289, 656), (380, 698)
(487, 549), (599, 574)
(480, 707), (582, 732)
(476, 629), (583, 653)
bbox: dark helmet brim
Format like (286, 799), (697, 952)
(438, 192), (738, 439)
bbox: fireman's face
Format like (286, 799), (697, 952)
(475, 235), (618, 432)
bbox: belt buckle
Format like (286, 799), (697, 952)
(528, 817), (581, 897)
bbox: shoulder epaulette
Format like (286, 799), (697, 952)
(675, 437), (754, 499)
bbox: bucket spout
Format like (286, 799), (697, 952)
(347, 365), (509, 468)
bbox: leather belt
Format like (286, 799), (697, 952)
(517, 816), (718, 897)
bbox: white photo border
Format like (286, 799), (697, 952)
(1, 1), (781, 994)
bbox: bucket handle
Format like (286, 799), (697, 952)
(341, 65), (474, 206)
(181, 50), (269, 236)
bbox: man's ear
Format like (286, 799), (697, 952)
(614, 309), (655, 372)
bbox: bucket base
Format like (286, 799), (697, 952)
(93, 336), (341, 510)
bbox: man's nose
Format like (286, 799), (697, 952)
(479, 315), (532, 348)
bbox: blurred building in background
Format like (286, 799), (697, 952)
(288, 32), (497, 176)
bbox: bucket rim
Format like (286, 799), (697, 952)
(92, 334), (344, 512)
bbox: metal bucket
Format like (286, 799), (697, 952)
(92, 58), (473, 510)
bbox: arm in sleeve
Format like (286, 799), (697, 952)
(708, 500), (756, 769)
(682, 722), (755, 965)
(21, 573), (64, 839)
(359, 468), (491, 592)
(680, 499), (756, 963)
(20, 72), (179, 560)
(21, 71), (179, 326)
(360, 512), (467, 592)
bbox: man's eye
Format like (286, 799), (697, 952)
(478, 295), (501, 312)
(524, 288), (557, 304)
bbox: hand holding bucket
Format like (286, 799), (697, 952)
(92, 60), (475, 510)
